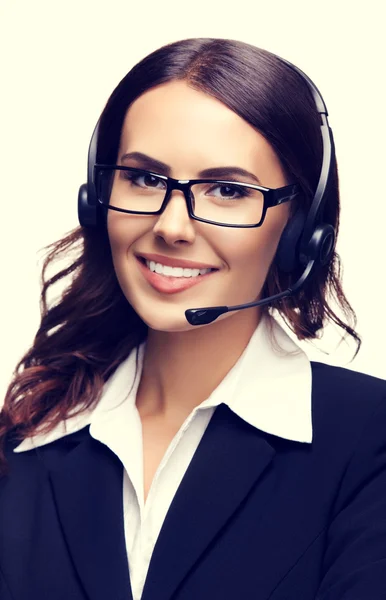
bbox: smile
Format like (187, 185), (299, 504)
(136, 257), (218, 294)
(146, 259), (214, 278)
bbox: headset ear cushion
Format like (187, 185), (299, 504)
(275, 208), (306, 273)
(78, 183), (98, 228)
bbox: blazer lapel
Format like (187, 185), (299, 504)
(48, 403), (276, 600)
(49, 434), (132, 600)
(141, 403), (276, 600)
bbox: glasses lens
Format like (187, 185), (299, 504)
(98, 168), (167, 212)
(190, 182), (264, 225)
(97, 169), (265, 226)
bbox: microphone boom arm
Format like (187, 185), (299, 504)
(185, 259), (315, 326)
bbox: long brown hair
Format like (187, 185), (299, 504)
(0, 38), (360, 474)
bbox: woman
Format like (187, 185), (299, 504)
(1, 37), (386, 600)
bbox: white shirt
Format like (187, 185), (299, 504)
(14, 315), (312, 600)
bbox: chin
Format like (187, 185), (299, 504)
(127, 299), (194, 332)
(130, 297), (240, 333)
(122, 281), (244, 333)
(139, 314), (198, 333)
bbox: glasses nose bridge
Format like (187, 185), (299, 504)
(163, 178), (193, 211)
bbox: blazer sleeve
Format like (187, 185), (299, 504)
(316, 392), (386, 599)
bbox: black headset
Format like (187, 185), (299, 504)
(77, 55), (336, 326)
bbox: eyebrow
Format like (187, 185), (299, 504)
(120, 151), (262, 184)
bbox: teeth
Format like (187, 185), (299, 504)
(146, 260), (212, 278)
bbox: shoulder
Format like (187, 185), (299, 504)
(310, 361), (386, 406)
(311, 361), (386, 394)
(0, 426), (91, 485)
(310, 361), (386, 446)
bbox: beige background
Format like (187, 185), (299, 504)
(1, 0), (385, 406)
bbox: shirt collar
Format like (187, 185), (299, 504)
(13, 315), (312, 453)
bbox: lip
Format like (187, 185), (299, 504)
(136, 252), (219, 270)
(136, 256), (217, 295)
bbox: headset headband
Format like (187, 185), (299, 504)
(278, 59), (334, 261)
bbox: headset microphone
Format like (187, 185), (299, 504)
(185, 260), (315, 325)
(185, 218), (335, 325)
(185, 60), (336, 326)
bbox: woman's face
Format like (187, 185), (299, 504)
(107, 81), (291, 332)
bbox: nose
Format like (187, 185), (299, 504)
(152, 188), (196, 246)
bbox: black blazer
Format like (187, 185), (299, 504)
(1, 361), (386, 600)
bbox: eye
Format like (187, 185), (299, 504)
(205, 183), (252, 200)
(122, 171), (166, 190)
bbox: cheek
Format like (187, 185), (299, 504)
(107, 213), (146, 255)
(106, 215), (144, 291)
(216, 211), (287, 279)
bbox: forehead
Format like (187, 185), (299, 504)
(118, 80), (282, 180)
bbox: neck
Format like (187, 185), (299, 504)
(135, 308), (262, 423)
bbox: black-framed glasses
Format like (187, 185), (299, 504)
(94, 164), (300, 228)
